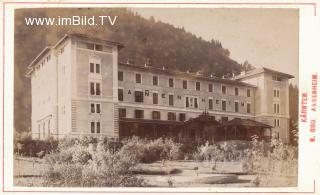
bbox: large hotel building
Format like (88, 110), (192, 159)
(26, 34), (294, 143)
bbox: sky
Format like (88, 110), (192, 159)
(132, 8), (299, 84)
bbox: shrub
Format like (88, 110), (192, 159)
(43, 138), (146, 187)
(14, 138), (58, 157)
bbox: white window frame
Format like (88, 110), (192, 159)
(118, 71), (125, 82)
(135, 73), (142, 84)
(221, 85), (227, 95)
(246, 102), (252, 113)
(208, 97), (213, 110)
(195, 81), (201, 91)
(182, 80), (188, 90)
(152, 75), (159, 86)
(234, 100), (239, 112)
(89, 55), (102, 75)
(168, 77), (175, 88)
(221, 99), (227, 111)
(208, 83), (213, 92)
(168, 93), (174, 106)
(185, 95), (199, 109)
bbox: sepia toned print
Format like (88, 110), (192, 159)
(14, 8), (298, 187)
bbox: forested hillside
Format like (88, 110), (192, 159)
(14, 8), (252, 132)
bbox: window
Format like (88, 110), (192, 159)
(222, 100), (226, 111)
(186, 97), (189, 108)
(134, 110), (144, 119)
(87, 43), (95, 50)
(179, 113), (186, 122)
(91, 122), (95, 133)
(119, 108), (126, 118)
(274, 103), (280, 114)
(118, 71), (124, 81)
(118, 89), (124, 101)
(235, 101), (239, 112)
(169, 78), (174, 87)
(222, 86), (226, 94)
(273, 89), (280, 98)
(247, 89), (251, 97)
(272, 75), (282, 81)
(208, 84), (213, 92)
(136, 74), (141, 83)
(153, 92), (158, 104)
(87, 43), (103, 51)
(152, 111), (161, 120)
(186, 96), (198, 109)
(90, 63), (95, 73)
(274, 119), (280, 127)
(168, 112), (176, 121)
(209, 99), (213, 110)
(135, 91), (144, 102)
(194, 98), (198, 108)
(247, 103), (251, 113)
(95, 64), (100, 73)
(91, 103), (95, 113)
(221, 117), (228, 124)
(96, 122), (101, 133)
(96, 83), (101, 95)
(90, 122), (100, 133)
(196, 82), (201, 91)
(89, 82), (101, 95)
(153, 76), (158, 86)
(90, 82), (95, 95)
(169, 94), (174, 106)
(183, 80), (188, 89)
(96, 104), (101, 113)
(95, 44), (102, 51)
(235, 88), (239, 96)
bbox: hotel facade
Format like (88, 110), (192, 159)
(26, 34), (294, 143)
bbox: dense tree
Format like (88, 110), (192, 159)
(289, 84), (299, 145)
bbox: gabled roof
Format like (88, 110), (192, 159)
(26, 34), (124, 77)
(184, 113), (221, 126)
(222, 118), (271, 128)
(234, 67), (294, 80)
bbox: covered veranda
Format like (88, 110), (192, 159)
(221, 118), (272, 142)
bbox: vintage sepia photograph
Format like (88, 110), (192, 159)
(13, 7), (299, 187)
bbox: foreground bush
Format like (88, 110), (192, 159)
(14, 138), (58, 157)
(44, 139), (144, 187)
(43, 137), (182, 187)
